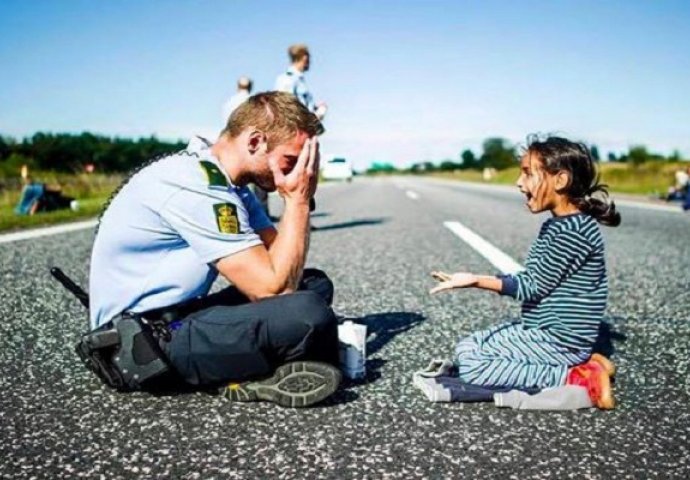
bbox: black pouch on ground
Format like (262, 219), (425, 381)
(51, 267), (172, 392)
(76, 315), (172, 392)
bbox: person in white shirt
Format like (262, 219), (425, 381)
(222, 76), (253, 124)
(275, 44), (327, 120)
(665, 166), (690, 201)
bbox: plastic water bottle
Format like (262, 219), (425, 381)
(338, 321), (367, 380)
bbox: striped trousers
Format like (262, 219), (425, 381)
(454, 321), (591, 389)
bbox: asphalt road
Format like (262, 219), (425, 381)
(1, 176), (689, 479)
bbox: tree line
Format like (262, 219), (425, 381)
(1, 132), (684, 177)
(0, 132), (186, 176)
(403, 138), (687, 174)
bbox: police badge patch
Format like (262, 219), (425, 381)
(213, 203), (240, 234)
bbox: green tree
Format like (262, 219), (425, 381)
(0, 135), (13, 161)
(460, 149), (477, 170)
(367, 162), (397, 174)
(590, 145), (600, 161)
(1, 131), (186, 173)
(627, 145), (650, 166)
(480, 138), (516, 170)
(669, 150), (683, 162)
(439, 160), (461, 171)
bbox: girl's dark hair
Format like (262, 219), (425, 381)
(526, 135), (621, 227)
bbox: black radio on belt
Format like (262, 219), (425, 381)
(51, 267), (171, 392)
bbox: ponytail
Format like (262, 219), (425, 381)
(572, 184), (621, 227)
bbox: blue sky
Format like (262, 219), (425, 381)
(1, 0), (689, 169)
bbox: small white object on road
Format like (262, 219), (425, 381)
(338, 321), (367, 380)
(444, 220), (524, 274)
(406, 190), (419, 200)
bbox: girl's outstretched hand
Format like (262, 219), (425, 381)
(429, 271), (478, 294)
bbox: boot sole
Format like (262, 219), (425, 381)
(223, 361), (341, 408)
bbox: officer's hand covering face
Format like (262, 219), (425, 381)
(248, 130), (309, 192)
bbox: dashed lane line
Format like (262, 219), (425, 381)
(444, 220), (524, 274)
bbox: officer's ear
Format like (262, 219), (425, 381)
(247, 130), (268, 155)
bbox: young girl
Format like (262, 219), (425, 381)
(430, 136), (621, 409)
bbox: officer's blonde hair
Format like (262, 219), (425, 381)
(222, 91), (324, 151)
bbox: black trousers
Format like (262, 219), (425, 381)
(160, 269), (339, 386)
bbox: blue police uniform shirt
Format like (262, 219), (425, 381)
(275, 66), (316, 112)
(89, 136), (273, 329)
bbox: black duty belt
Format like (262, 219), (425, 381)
(76, 313), (172, 391)
(51, 267), (173, 391)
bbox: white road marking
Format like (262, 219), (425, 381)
(406, 190), (420, 200)
(0, 219), (97, 245)
(444, 220), (524, 274)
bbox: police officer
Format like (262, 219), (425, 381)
(275, 43), (328, 120)
(89, 92), (341, 407)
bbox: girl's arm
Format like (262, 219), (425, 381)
(429, 271), (503, 294)
(508, 230), (593, 302)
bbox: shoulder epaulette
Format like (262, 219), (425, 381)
(199, 160), (228, 187)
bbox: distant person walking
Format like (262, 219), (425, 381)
(222, 76), (253, 124)
(275, 44), (327, 120)
(276, 44), (327, 216)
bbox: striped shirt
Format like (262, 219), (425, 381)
(500, 214), (607, 349)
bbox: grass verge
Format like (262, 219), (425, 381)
(1, 161), (684, 234)
(428, 162), (687, 196)
(0, 196), (107, 232)
(0, 171), (122, 233)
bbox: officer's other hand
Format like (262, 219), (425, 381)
(270, 137), (319, 205)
